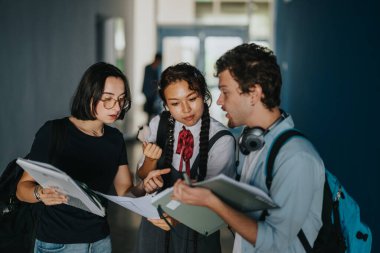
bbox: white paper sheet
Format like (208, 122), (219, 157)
(97, 192), (160, 219)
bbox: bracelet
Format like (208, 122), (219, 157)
(34, 185), (42, 201)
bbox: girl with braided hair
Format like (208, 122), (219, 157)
(134, 63), (236, 253)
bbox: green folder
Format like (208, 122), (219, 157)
(151, 174), (277, 236)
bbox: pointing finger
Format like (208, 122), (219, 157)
(157, 168), (171, 175)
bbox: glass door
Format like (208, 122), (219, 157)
(158, 25), (248, 125)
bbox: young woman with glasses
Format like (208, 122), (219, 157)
(16, 62), (169, 253)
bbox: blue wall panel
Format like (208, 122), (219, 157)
(275, 0), (379, 251)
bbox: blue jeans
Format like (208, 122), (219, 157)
(34, 236), (111, 253)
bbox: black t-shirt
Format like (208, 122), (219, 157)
(29, 117), (128, 243)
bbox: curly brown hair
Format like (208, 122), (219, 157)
(215, 43), (282, 109)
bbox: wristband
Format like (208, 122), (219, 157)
(34, 185), (42, 201)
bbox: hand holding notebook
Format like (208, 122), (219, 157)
(151, 174), (278, 236)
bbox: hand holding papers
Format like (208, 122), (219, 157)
(196, 174), (278, 212)
(151, 174), (278, 236)
(16, 158), (106, 216)
(145, 172), (192, 231)
(17, 158), (164, 219)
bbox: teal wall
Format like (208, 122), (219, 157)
(275, 0), (379, 251)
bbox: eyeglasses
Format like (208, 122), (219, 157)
(100, 96), (129, 110)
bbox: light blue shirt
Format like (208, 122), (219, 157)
(236, 115), (325, 253)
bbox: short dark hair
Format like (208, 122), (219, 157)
(71, 62), (131, 120)
(154, 53), (162, 61)
(215, 43), (282, 109)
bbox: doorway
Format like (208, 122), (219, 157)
(158, 25), (248, 125)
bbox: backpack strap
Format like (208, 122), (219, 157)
(259, 129), (304, 220)
(265, 129), (304, 191)
(156, 111), (170, 149)
(209, 130), (234, 150)
(49, 118), (67, 164)
(155, 113), (235, 182)
(298, 230), (313, 253)
(155, 111), (175, 252)
(33, 118), (67, 218)
(261, 129), (315, 252)
(156, 112), (235, 173)
(190, 129), (234, 180)
(156, 111), (170, 169)
(1, 118), (67, 215)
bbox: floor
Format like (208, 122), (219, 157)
(107, 139), (234, 253)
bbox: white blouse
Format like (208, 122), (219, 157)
(137, 114), (236, 180)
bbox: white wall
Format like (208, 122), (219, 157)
(121, 0), (157, 135)
(157, 0), (195, 25)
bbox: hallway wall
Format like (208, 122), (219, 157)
(275, 0), (379, 251)
(0, 0), (134, 170)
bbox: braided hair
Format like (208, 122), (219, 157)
(159, 63), (211, 181)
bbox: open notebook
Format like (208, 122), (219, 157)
(151, 174), (278, 236)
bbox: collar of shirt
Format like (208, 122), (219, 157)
(239, 113), (295, 184)
(264, 113), (295, 144)
(174, 119), (202, 141)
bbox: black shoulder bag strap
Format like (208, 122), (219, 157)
(260, 129), (312, 253)
(49, 118), (67, 164)
(156, 111), (170, 149)
(27, 118), (68, 235)
(156, 111), (170, 170)
(1, 119), (67, 213)
(264, 129), (304, 191)
(155, 111), (172, 251)
(190, 129), (234, 180)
